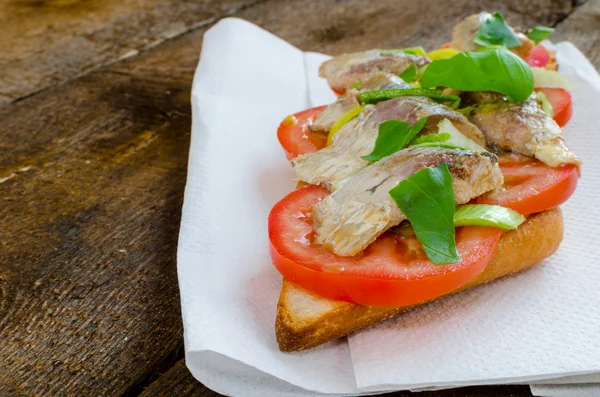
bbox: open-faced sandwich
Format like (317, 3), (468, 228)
(269, 12), (580, 352)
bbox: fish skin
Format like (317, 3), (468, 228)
(319, 50), (429, 92)
(311, 73), (409, 133)
(292, 105), (378, 189)
(293, 96), (486, 189)
(312, 147), (503, 256)
(470, 98), (581, 166)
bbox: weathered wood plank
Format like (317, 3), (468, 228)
(0, 0), (256, 105)
(0, 0), (587, 396)
(0, 25), (210, 396)
(139, 359), (534, 397)
(139, 360), (220, 397)
(238, 0), (575, 55)
(554, 0), (600, 70)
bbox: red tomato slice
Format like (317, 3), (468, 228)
(441, 42), (452, 49)
(525, 44), (550, 68)
(269, 185), (501, 307)
(331, 87), (346, 96)
(477, 155), (579, 215)
(536, 87), (573, 127)
(277, 106), (328, 160)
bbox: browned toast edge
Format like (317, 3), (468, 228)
(276, 208), (564, 352)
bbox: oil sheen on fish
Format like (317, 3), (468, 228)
(319, 50), (430, 92)
(312, 147), (503, 256)
(311, 73), (409, 133)
(470, 99), (581, 166)
(293, 97), (486, 189)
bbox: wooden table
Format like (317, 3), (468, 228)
(1, 0), (598, 395)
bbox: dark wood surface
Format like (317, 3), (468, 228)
(0, 0), (254, 105)
(0, 0), (598, 396)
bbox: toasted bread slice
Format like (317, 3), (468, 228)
(276, 208), (564, 352)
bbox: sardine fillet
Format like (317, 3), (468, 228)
(293, 97), (486, 190)
(311, 73), (409, 133)
(319, 50), (429, 92)
(312, 147), (503, 256)
(471, 100), (581, 166)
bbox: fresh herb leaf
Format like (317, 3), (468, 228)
(350, 80), (363, 89)
(399, 64), (418, 82)
(389, 163), (460, 264)
(454, 204), (525, 230)
(456, 105), (475, 116)
(474, 12), (521, 48)
(361, 117), (428, 162)
(358, 88), (461, 108)
(410, 133), (451, 145)
(527, 26), (554, 43)
(421, 49), (533, 102)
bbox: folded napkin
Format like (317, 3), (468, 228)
(177, 18), (600, 396)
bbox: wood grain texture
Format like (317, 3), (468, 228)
(554, 0), (600, 70)
(140, 360), (221, 397)
(0, 0), (255, 105)
(0, 0), (591, 396)
(0, 25), (208, 397)
(238, 0), (575, 54)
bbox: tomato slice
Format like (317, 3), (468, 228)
(536, 87), (573, 127)
(277, 106), (328, 160)
(269, 185), (501, 307)
(525, 44), (550, 68)
(477, 155), (579, 215)
(331, 87), (346, 96)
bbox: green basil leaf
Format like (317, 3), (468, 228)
(399, 64), (418, 82)
(527, 26), (554, 43)
(421, 49), (533, 102)
(389, 163), (460, 264)
(361, 117), (428, 162)
(410, 133), (451, 145)
(358, 88), (461, 108)
(474, 12), (521, 48)
(454, 204), (525, 230)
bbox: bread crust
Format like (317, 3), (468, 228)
(276, 208), (564, 352)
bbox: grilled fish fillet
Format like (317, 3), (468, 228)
(293, 97), (486, 189)
(451, 12), (534, 58)
(312, 147), (503, 256)
(470, 99), (581, 166)
(319, 50), (429, 92)
(312, 73), (409, 133)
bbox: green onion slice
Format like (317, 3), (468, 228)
(454, 204), (525, 230)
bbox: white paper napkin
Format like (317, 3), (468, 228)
(178, 18), (600, 396)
